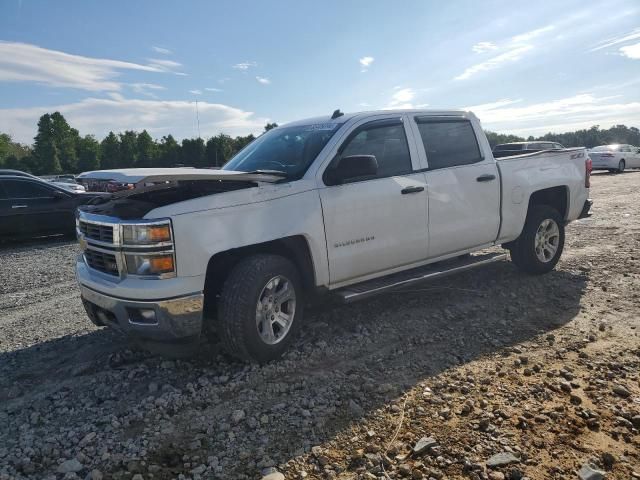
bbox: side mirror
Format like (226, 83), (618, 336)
(52, 190), (66, 200)
(326, 155), (378, 185)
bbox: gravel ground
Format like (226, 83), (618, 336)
(0, 172), (638, 480)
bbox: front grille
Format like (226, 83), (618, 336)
(79, 221), (114, 244)
(84, 249), (119, 276)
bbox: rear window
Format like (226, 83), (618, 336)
(415, 119), (482, 170)
(494, 144), (524, 151)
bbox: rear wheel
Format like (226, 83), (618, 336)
(509, 205), (565, 274)
(217, 254), (303, 363)
(617, 159), (625, 173)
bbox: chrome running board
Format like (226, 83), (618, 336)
(335, 252), (507, 303)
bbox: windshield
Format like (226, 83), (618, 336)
(222, 123), (343, 179)
(591, 145), (620, 152)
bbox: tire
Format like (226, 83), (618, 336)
(509, 205), (565, 275)
(617, 159), (625, 173)
(217, 254), (303, 363)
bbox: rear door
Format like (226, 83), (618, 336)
(318, 115), (429, 285)
(2, 179), (75, 235)
(410, 116), (501, 257)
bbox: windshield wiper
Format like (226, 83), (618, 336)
(243, 169), (289, 177)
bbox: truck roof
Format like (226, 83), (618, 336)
(280, 109), (475, 128)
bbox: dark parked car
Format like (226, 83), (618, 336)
(0, 174), (105, 239)
(492, 141), (564, 158)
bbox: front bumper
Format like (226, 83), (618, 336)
(80, 284), (204, 342)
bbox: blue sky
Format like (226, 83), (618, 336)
(0, 0), (639, 143)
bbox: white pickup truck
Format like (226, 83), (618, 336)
(76, 109), (592, 362)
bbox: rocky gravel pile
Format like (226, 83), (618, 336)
(0, 172), (639, 480)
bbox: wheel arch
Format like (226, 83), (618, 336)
(527, 185), (569, 221)
(202, 235), (316, 319)
(503, 185), (569, 250)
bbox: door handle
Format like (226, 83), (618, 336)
(401, 186), (425, 194)
(476, 174), (496, 182)
(11, 205), (28, 209)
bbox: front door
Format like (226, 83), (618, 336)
(319, 117), (429, 285)
(411, 116), (501, 257)
(1, 178), (74, 236)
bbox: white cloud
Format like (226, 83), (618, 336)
(455, 25), (556, 81)
(465, 94), (640, 136)
(232, 61), (257, 70)
(0, 41), (166, 92)
(205, 87), (222, 92)
(472, 42), (497, 53)
(386, 88), (416, 109)
(455, 45), (532, 80)
(359, 56), (374, 72)
(130, 82), (166, 99)
(620, 42), (640, 59)
(510, 25), (555, 43)
(0, 96), (269, 143)
(146, 58), (182, 71)
(189, 89), (203, 95)
(256, 76), (270, 85)
(591, 28), (640, 51)
(464, 98), (523, 112)
(151, 46), (172, 55)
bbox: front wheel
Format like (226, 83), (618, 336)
(217, 254), (303, 363)
(509, 205), (565, 275)
(617, 160), (625, 173)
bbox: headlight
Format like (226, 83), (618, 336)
(122, 223), (172, 245)
(125, 253), (175, 277)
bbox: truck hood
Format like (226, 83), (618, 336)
(76, 167), (285, 185)
(79, 176), (266, 220)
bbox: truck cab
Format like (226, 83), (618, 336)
(76, 109), (592, 362)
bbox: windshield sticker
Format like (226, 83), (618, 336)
(304, 123), (339, 131)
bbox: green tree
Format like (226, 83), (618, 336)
(484, 131), (525, 149)
(180, 138), (206, 167)
(33, 113), (62, 174)
(205, 133), (234, 167)
(136, 130), (157, 167)
(233, 134), (255, 155)
(50, 112), (79, 172)
(0, 133), (31, 169)
(77, 135), (100, 172)
(4, 154), (22, 170)
(100, 132), (121, 169)
(264, 122), (278, 132)
(119, 131), (138, 168)
(158, 135), (181, 167)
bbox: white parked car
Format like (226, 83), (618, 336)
(589, 144), (640, 173)
(75, 109), (592, 362)
(51, 181), (86, 192)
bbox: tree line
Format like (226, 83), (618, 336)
(0, 112), (279, 175)
(0, 112), (638, 175)
(484, 124), (640, 149)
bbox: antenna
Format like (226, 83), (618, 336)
(331, 109), (344, 120)
(195, 100), (201, 139)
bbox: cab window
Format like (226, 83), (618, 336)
(338, 120), (412, 179)
(2, 179), (56, 199)
(415, 118), (482, 170)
